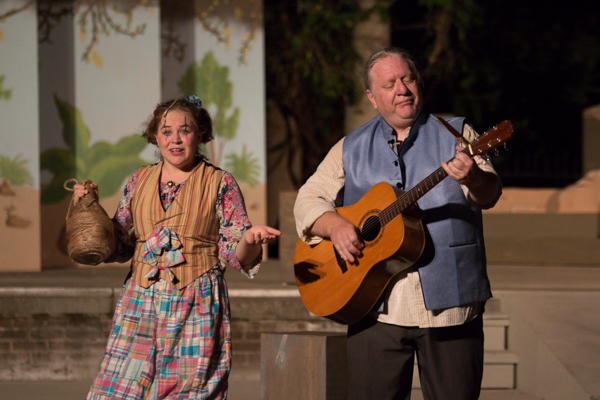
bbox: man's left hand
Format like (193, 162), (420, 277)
(442, 145), (481, 187)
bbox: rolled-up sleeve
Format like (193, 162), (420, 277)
(293, 138), (346, 245)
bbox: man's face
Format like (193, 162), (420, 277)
(366, 55), (423, 132)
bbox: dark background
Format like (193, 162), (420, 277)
(265, 0), (600, 188)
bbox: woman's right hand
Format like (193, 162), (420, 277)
(72, 182), (98, 205)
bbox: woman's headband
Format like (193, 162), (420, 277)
(154, 95), (203, 118)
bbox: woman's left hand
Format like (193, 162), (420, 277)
(243, 225), (281, 245)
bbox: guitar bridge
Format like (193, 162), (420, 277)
(333, 248), (348, 273)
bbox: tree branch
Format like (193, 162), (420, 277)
(0, 0), (35, 20)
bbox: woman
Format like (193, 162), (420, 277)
(73, 95), (280, 399)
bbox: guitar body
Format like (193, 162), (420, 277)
(294, 182), (426, 325)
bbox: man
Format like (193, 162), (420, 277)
(293, 47), (502, 400)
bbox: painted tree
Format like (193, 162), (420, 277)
(0, 75), (11, 100)
(224, 145), (260, 187)
(40, 95), (148, 204)
(162, 0), (262, 65)
(1, 0), (261, 66)
(0, 154), (33, 186)
(0, 0), (148, 69)
(178, 51), (240, 169)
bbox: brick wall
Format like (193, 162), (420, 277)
(0, 314), (112, 380)
(0, 291), (343, 381)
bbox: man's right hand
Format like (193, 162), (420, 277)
(311, 211), (364, 263)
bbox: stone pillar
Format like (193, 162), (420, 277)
(582, 104), (600, 174)
(344, 0), (391, 134)
(0, 0), (41, 271)
(267, 99), (300, 266)
(278, 191), (299, 283)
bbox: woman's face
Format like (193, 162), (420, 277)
(156, 109), (200, 172)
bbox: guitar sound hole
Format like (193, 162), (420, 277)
(361, 216), (381, 242)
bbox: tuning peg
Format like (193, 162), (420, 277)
(494, 149), (500, 157)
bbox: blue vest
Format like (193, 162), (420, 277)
(342, 112), (491, 310)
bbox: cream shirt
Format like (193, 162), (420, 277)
(293, 124), (501, 327)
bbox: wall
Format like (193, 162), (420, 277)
(0, 288), (342, 380)
(0, 0), (41, 272)
(583, 104), (600, 174)
(483, 169), (600, 265)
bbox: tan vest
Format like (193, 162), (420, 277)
(130, 161), (225, 289)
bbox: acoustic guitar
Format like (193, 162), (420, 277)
(294, 120), (514, 324)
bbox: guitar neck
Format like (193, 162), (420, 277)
(379, 166), (449, 227)
(375, 120), (513, 228)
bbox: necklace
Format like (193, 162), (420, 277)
(166, 181), (175, 188)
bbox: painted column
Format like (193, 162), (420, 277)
(38, 1), (160, 268)
(0, 0), (41, 271)
(161, 1), (267, 229)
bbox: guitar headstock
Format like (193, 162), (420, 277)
(465, 120), (514, 157)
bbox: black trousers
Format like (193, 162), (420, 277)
(347, 314), (484, 400)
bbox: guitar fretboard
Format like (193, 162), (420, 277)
(378, 167), (448, 226)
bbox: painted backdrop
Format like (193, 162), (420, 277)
(0, 0), (266, 271)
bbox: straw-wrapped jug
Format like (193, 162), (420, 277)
(64, 179), (116, 265)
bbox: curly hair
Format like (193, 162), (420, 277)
(141, 97), (214, 150)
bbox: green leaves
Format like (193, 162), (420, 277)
(40, 147), (76, 203)
(178, 51), (240, 143)
(177, 51), (243, 169)
(40, 96), (148, 204)
(53, 95), (91, 155)
(224, 145), (260, 187)
(0, 74), (12, 100)
(265, 0), (365, 185)
(219, 107), (239, 141)
(0, 154), (33, 186)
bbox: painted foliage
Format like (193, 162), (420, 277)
(179, 51), (241, 168)
(0, 0), (266, 270)
(40, 96), (148, 204)
(177, 51), (261, 188)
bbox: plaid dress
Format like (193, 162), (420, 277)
(86, 169), (258, 400)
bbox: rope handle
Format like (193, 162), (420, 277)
(63, 178), (93, 192)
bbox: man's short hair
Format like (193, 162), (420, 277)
(363, 47), (423, 92)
